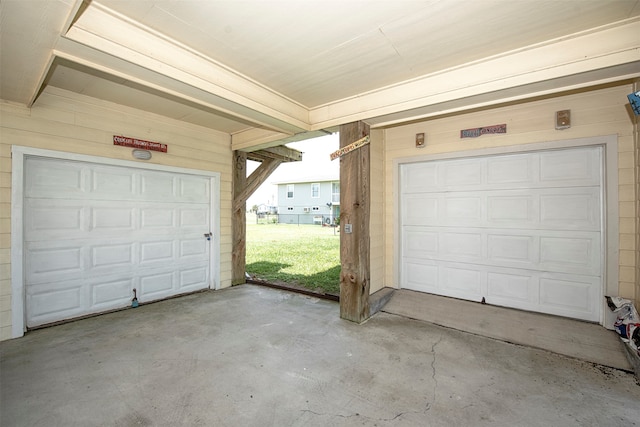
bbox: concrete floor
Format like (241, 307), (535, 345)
(1, 285), (639, 427)
(383, 289), (633, 371)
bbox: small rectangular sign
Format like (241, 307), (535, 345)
(460, 124), (507, 138)
(330, 135), (370, 160)
(113, 135), (167, 153)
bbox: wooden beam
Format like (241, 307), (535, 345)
(232, 148), (295, 285)
(246, 146), (302, 163)
(232, 151), (248, 285)
(233, 158), (282, 212)
(339, 121), (371, 323)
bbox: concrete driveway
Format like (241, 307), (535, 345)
(1, 284), (639, 426)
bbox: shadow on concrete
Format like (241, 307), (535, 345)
(246, 261), (340, 299)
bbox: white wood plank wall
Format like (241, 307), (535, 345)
(379, 84), (638, 308)
(0, 87), (233, 340)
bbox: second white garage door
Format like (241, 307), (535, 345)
(24, 157), (214, 328)
(399, 146), (603, 322)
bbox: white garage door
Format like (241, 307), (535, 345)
(400, 146), (603, 322)
(24, 157), (213, 327)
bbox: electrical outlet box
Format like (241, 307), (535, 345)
(344, 224), (352, 234)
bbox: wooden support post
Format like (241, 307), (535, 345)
(232, 149), (294, 285)
(339, 121), (370, 323)
(232, 151), (248, 285)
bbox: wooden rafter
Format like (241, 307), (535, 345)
(246, 145), (303, 163)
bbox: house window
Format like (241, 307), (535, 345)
(311, 183), (320, 198)
(287, 184), (294, 199)
(332, 182), (340, 203)
(287, 206), (294, 211)
(312, 206), (320, 211)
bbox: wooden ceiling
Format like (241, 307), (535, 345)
(1, 0), (639, 150)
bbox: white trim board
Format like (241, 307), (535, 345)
(11, 146), (222, 338)
(392, 135), (619, 327)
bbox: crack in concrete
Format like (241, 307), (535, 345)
(300, 409), (419, 422)
(300, 409), (360, 419)
(428, 336), (443, 411)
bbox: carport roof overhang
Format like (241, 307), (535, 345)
(2, 1), (638, 152)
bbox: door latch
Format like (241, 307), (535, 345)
(204, 232), (212, 241)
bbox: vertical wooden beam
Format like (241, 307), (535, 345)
(231, 147), (301, 285)
(339, 121), (371, 322)
(232, 151), (248, 285)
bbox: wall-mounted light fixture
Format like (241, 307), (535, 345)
(555, 110), (571, 130)
(132, 149), (152, 160)
(416, 133), (426, 148)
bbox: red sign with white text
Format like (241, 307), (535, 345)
(113, 135), (167, 153)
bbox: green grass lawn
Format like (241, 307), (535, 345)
(245, 223), (340, 294)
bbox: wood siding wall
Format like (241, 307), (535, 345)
(380, 84), (639, 308)
(369, 129), (385, 293)
(0, 87), (233, 340)
(634, 80), (640, 312)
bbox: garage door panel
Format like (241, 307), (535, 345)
(140, 173), (177, 200)
(24, 158), (213, 327)
(26, 202), (84, 236)
(403, 188), (599, 230)
(179, 176), (210, 201)
(180, 238), (208, 259)
(27, 280), (85, 324)
(487, 234), (535, 264)
(141, 207), (175, 228)
(539, 275), (599, 321)
(91, 278), (135, 309)
(91, 168), (136, 197)
(140, 272), (175, 299)
(487, 195), (534, 222)
(403, 229), (438, 257)
(179, 267), (209, 291)
(402, 162), (438, 192)
(539, 235), (600, 275)
(487, 155), (533, 185)
(91, 243), (135, 268)
(443, 197), (482, 222)
(441, 232), (483, 260)
(179, 208), (209, 228)
(26, 245), (84, 279)
(441, 159), (483, 187)
(404, 226), (598, 275)
(91, 207), (135, 231)
(400, 146), (603, 322)
(402, 195), (437, 225)
(25, 159), (86, 198)
(539, 149), (600, 185)
(539, 189), (600, 230)
(140, 240), (174, 264)
(487, 272), (534, 302)
(403, 261), (438, 293)
(444, 266), (483, 297)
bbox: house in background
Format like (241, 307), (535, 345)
(276, 179), (340, 225)
(256, 204), (277, 215)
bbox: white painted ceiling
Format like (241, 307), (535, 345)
(1, 0), (639, 149)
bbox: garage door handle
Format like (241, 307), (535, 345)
(204, 232), (212, 241)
